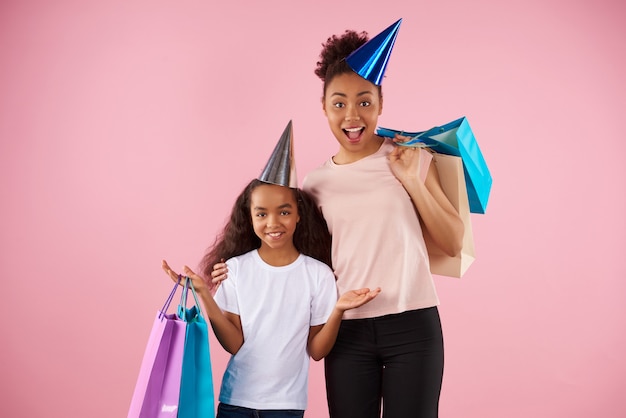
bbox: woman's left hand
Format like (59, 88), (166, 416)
(388, 138), (424, 183)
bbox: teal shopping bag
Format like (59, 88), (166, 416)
(377, 116), (492, 214)
(178, 279), (216, 418)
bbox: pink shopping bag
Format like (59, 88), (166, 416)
(128, 280), (186, 417)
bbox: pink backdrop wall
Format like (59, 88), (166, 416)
(1, 0), (624, 417)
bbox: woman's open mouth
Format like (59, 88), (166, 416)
(343, 127), (364, 142)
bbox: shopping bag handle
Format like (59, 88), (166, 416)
(158, 275), (182, 320)
(178, 276), (204, 319)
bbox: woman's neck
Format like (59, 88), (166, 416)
(333, 135), (384, 165)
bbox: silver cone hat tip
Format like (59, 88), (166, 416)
(258, 120), (298, 188)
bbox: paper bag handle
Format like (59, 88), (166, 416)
(178, 276), (204, 319)
(158, 275), (182, 320)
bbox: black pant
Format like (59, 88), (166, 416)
(324, 307), (444, 418)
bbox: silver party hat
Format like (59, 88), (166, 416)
(258, 120), (297, 188)
(346, 18), (402, 86)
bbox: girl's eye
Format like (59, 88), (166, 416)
(256, 213), (266, 218)
(281, 210), (291, 216)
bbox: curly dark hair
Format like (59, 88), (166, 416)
(199, 179), (332, 288)
(315, 30), (381, 96)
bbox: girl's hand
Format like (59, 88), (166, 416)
(211, 259), (229, 287)
(162, 259), (181, 284)
(162, 260), (209, 293)
(336, 287), (381, 312)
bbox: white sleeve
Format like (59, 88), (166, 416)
(310, 265), (338, 326)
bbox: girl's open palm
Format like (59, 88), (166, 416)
(337, 287), (381, 311)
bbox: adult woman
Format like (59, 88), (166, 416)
(302, 24), (463, 418)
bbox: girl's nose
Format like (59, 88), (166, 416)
(266, 214), (279, 227)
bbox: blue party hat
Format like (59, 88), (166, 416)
(346, 18), (402, 85)
(258, 120), (298, 188)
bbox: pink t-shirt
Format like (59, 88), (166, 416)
(303, 139), (439, 319)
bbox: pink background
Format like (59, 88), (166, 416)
(1, 0), (624, 417)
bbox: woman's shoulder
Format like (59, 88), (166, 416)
(302, 161), (333, 191)
(378, 137), (396, 154)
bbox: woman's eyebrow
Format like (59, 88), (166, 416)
(330, 90), (374, 97)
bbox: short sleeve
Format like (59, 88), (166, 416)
(310, 265), (338, 326)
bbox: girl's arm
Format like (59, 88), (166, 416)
(162, 260), (244, 355)
(388, 144), (464, 257)
(307, 287), (381, 361)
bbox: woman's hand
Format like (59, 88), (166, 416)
(211, 259), (229, 287)
(388, 134), (430, 185)
(336, 287), (381, 312)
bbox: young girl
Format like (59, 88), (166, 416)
(163, 178), (380, 418)
(213, 22), (464, 418)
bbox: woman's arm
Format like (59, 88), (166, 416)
(162, 260), (244, 355)
(307, 287), (381, 361)
(388, 145), (464, 257)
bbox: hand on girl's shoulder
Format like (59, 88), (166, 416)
(211, 259), (228, 287)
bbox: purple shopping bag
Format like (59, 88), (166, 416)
(128, 280), (186, 417)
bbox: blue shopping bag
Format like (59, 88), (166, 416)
(177, 278), (216, 418)
(377, 116), (492, 214)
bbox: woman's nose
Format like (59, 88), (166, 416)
(344, 105), (360, 121)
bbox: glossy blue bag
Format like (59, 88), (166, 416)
(177, 279), (216, 418)
(377, 116), (492, 214)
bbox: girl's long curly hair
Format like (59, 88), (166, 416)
(199, 179), (332, 288)
(314, 30), (381, 97)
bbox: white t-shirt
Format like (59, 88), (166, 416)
(213, 250), (338, 410)
(303, 139), (439, 319)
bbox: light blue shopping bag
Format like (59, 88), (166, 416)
(377, 116), (492, 214)
(177, 279), (216, 418)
